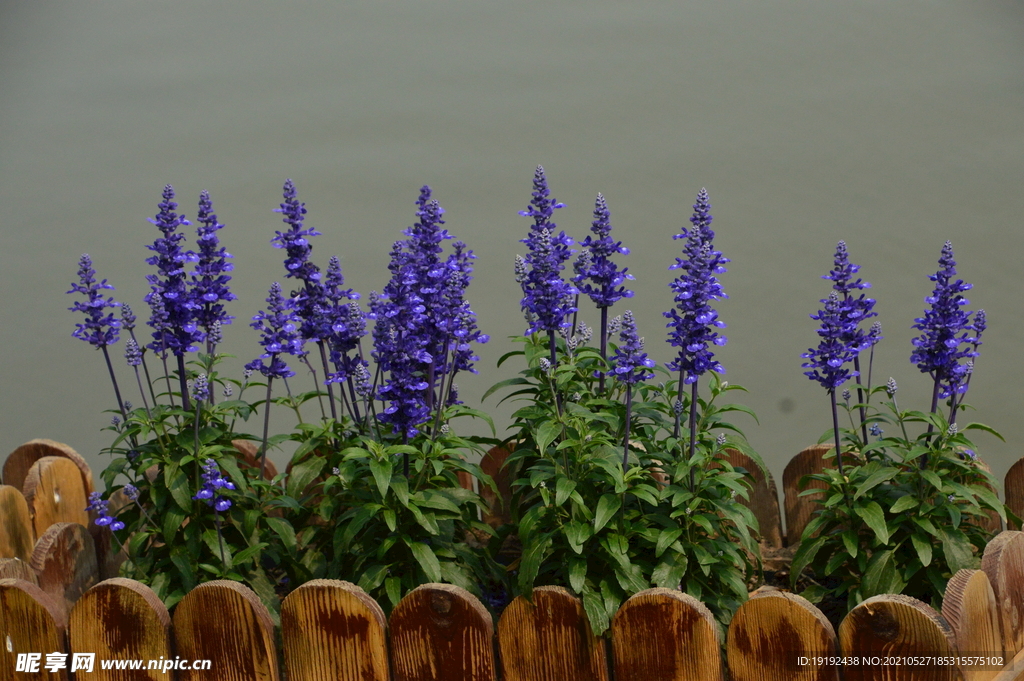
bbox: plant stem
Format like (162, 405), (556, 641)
(259, 371), (274, 479)
(688, 380), (699, 492)
(317, 341), (338, 422)
(599, 306), (608, 395)
(830, 388), (846, 479)
(100, 345), (127, 420)
(853, 355), (867, 445)
(132, 366), (152, 419)
(160, 353), (176, 407)
(177, 354), (191, 412)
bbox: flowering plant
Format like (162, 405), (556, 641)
(793, 241), (1012, 613)
(490, 176), (763, 635)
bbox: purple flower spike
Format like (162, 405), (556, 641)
(191, 190), (235, 343)
(665, 189), (729, 383)
(910, 241), (978, 399)
(124, 339), (142, 367)
(573, 193), (634, 309)
(248, 282), (302, 379)
(802, 291), (860, 389)
(825, 241), (877, 352)
(193, 458), (235, 512)
(86, 491), (123, 531)
(190, 373), (210, 403)
(610, 311), (656, 384)
(271, 179), (322, 284)
(68, 254), (121, 348)
(144, 185), (202, 356)
(518, 166), (577, 334)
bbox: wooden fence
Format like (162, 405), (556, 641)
(2, 438), (1024, 679)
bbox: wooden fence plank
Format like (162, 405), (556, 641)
(1004, 459), (1024, 531)
(0, 559), (37, 586)
(69, 578), (170, 681)
(280, 579), (388, 681)
(390, 583), (494, 681)
(0, 578), (67, 681)
(22, 458), (90, 540)
(2, 441), (93, 499)
(28, 523), (98, 620)
(839, 595), (959, 681)
(783, 445), (833, 546)
(497, 586), (608, 681)
(991, 645), (1024, 681)
(173, 580), (279, 681)
(727, 589), (838, 681)
(611, 587), (722, 681)
(723, 448), (783, 549)
(0, 486), (34, 561)
(982, 531), (1024, 659)
(943, 569), (1004, 681)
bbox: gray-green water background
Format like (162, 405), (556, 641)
(2, 2), (1022, 514)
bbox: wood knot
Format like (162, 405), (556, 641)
(869, 609), (899, 642)
(430, 591), (453, 616)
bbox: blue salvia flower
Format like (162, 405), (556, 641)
(193, 458), (235, 512)
(322, 256), (365, 384)
(910, 241), (980, 400)
(246, 282), (302, 379)
(271, 179), (322, 284)
(86, 491), (125, 531)
(441, 241), (489, 378)
(824, 241), (877, 352)
(190, 373), (210, 403)
(144, 185), (203, 356)
(610, 311), (656, 384)
(123, 484), (139, 501)
(518, 166), (577, 335)
(802, 291), (860, 389)
(665, 189), (729, 384)
(124, 339), (142, 367)
(68, 254), (121, 348)
(191, 190), (235, 346)
(573, 193), (634, 309)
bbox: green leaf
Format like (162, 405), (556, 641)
(890, 496), (920, 514)
(656, 528), (683, 558)
(854, 467), (900, 500)
(535, 420), (562, 456)
(841, 530), (859, 559)
(358, 564), (388, 592)
(232, 543), (270, 567)
(568, 556), (587, 593)
(854, 501), (891, 545)
(385, 577), (402, 608)
(164, 461), (194, 513)
(913, 516), (939, 537)
(482, 376), (529, 402)
(286, 455), (325, 498)
(581, 588), (610, 637)
(861, 550), (901, 599)
(564, 521), (591, 555)
(368, 456), (393, 499)
(911, 533), (933, 568)
(406, 540), (443, 582)
(920, 470), (945, 493)
(518, 534), (552, 596)
(555, 478), (577, 507)
(266, 517), (297, 552)
(962, 422), (1005, 442)
(594, 494), (621, 533)
(162, 506), (187, 544)
(383, 508), (397, 532)
(938, 528), (976, 573)
(791, 535), (828, 587)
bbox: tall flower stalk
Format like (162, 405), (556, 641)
(664, 189), (729, 481)
(145, 185), (202, 411)
(246, 282), (302, 477)
(191, 190), (235, 357)
(517, 166), (577, 366)
(68, 254), (126, 419)
(573, 193), (634, 392)
(609, 310), (655, 472)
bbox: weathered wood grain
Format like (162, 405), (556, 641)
(783, 445), (858, 546)
(982, 531), (1024, 658)
(173, 580), (279, 681)
(280, 579), (388, 681)
(28, 523), (98, 620)
(3, 440), (93, 498)
(728, 589), (837, 681)
(22, 458), (90, 539)
(943, 569), (1004, 680)
(0, 559), (37, 585)
(69, 578), (170, 681)
(0, 578), (67, 681)
(1005, 459), (1024, 531)
(498, 586), (609, 681)
(0, 486), (34, 561)
(839, 595), (959, 681)
(723, 448), (783, 549)
(612, 587), (723, 681)
(390, 583), (494, 681)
